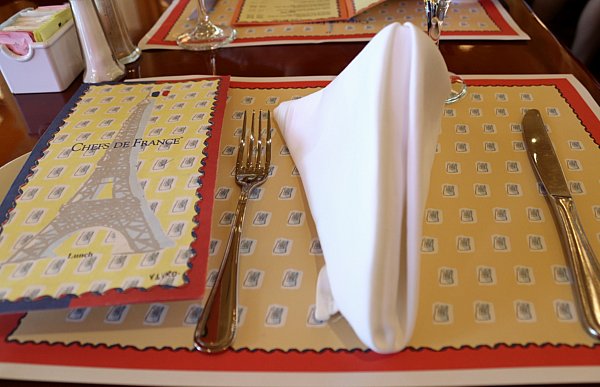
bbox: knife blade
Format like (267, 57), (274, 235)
(523, 108), (600, 339)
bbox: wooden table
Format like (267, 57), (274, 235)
(0, 0), (598, 385)
(1, 0), (599, 170)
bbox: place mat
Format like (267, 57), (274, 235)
(0, 74), (599, 386)
(0, 78), (229, 312)
(138, 0), (529, 49)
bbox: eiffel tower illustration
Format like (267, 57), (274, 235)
(5, 94), (174, 265)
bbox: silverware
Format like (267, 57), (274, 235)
(195, 110), (272, 352)
(522, 108), (600, 339)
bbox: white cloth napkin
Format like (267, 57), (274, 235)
(273, 22), (450, 354)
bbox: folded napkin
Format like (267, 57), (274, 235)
(273, 22), (450, 353)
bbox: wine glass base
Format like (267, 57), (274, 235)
(445, 73), (467, 104)
(177, 24), (236, 51)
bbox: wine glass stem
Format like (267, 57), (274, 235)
(427, 17), (442, 46)
(425, 0), (451, 46)
(196, 0), (210, 24)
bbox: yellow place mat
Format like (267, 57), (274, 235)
(138, 0), (529, 49)
(7, 75), (600, 356)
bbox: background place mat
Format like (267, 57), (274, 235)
(0, 75), (599, 387)
(139, 0), (529, 49)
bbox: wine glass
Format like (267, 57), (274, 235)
(424, 0), (467, 103)
(176, 0), (236, 51)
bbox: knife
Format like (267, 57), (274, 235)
(522, 109), (600, 339)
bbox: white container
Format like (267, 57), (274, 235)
(0, 19), (84, 94)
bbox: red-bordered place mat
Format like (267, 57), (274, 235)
(0, 74), (599, 386)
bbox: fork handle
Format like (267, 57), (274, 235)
(194, 188), (250, 353)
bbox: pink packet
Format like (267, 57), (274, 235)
(0, 31), (35, 55)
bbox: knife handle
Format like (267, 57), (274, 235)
(550, 196), (600, 339)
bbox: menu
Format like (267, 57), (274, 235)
(232, 0), (386, 24)
(0, 77), (229, 313)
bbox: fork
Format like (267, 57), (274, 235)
(194, 110), (272, 353)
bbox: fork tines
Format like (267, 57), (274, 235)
(237, 110), (271, 177)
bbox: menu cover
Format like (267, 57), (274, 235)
(0, 77), (229, 313)
(232, 0), (386, 25)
